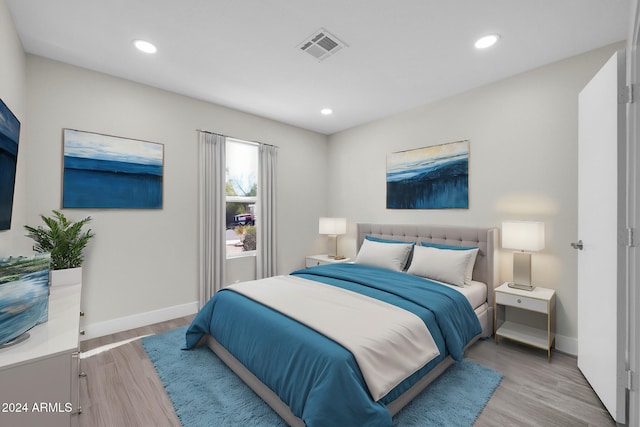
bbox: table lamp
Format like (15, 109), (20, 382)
(319, 217), (346, 259)
(501, 221), (545, 291)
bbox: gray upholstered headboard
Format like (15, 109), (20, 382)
(356, 223), (500, 308)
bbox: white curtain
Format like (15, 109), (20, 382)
(256, 143), (278, 279)
(198, 131), (226, 307)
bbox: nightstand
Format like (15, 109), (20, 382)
(305, 254), (351, 267)
(494, 282), (556, 361)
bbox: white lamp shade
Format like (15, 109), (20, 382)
(319, 217), (347, 235)
(501, 221), (545, 251)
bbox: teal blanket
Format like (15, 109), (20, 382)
(186, 263), (481, 427)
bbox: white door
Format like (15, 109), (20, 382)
(577, 49), (627, 424)
(629, 2), (640, 425)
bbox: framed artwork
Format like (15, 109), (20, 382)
(386, 140), (469, 209)
(0, 98), (20, 230)
(0, 254), (50, 346)
(62, 129), (164, 209)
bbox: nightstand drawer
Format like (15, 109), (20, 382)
(495, 292), (548, 314)
(305, 258), (323, 267)
(305, 255), (351, 267)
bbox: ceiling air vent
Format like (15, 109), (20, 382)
(298, 28), (347, 61)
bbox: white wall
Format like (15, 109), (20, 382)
(25, 55), (328, 336)
(0, 0), (29, 256)
(327, 42), (624, 352)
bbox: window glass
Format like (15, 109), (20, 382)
(226, 139), (258, 256)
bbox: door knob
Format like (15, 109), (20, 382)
(571, 240), (584, 250)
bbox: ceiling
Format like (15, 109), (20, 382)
(7, 0), (630, 135)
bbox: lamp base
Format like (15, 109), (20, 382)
(512, 251), (533, 289)
(507, 282), (535, 291)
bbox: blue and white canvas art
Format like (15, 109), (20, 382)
(387, 140), (469, 209)
(63, 129), (164, 209)
(0, 98), (20, 230)
(0, 254), (50, 345)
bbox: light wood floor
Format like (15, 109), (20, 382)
(78, 317), (615, 427)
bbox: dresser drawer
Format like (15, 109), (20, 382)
(495, 291), (548, 314)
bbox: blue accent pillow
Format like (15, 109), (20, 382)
(420, 242), (476, 251)
(366, 235), (415, 245)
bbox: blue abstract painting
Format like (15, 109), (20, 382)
(0, 254), (50, 345)
(63, 129), (163, 209)
(387, 140), (469, 209)
(0, 98), (20, 230)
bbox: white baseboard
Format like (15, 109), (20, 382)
(555, 334), (578, 356)
(81, 301), (199, 341)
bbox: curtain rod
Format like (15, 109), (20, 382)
(196, 129), (279, 148)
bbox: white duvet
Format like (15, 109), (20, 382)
(229, 275), (440, 401)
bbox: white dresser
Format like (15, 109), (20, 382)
(0, 283), (82, 427)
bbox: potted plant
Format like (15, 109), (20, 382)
(24, 210), (95, 286)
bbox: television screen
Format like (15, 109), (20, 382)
(0, 97), (20, 231)
(0, 255), (50, 346)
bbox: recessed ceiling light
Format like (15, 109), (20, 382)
(474, 34), (500, 49)
(320, 108), (333, 115)
(133, 39), (157, 54)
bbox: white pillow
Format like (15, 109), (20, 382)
(355, 239), (414, 272)
(407, 245), (475, 287)
(460, 248), (479, 285)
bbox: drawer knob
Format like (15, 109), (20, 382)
(79, 330), (85, 335)
(517, 299), (522, 304)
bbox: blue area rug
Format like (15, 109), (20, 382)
(142, 327), (502, 427)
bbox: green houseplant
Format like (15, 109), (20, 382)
(24, 210), (94, 285)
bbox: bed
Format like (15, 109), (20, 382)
(185, 223), (499, 427)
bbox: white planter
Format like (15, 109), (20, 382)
(50, 267), (82, 287)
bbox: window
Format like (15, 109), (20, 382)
(226, 139), (258, 257)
